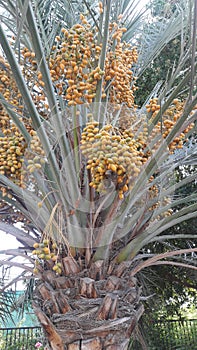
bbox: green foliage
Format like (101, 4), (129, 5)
(136, 37), (181, 106)
(136, 160), (197, 318)
(135, 0), (193, 106)
(131, 319), (197, 350)
(136, 0), (197, 317)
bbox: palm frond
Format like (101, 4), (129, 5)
(130, 248), (197, 276)
(0, 223), (35, 247)
(0, 0), (196, 285)
(136, 0), (192, 76)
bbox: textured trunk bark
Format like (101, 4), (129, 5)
(34, 306), (144, 350)
(33, 259), (144, 350)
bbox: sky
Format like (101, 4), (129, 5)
(0, 230), (18, 250)
(0, 230), (28, 290)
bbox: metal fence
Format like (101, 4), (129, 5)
(0, 319), (197, 350)
(0, 327), (43, 350)
(132, 319), (197, 350)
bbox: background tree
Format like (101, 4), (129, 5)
(0, 0), (197, 349)
(134, 0), (197, 317)
(138, 159), (197, 321)
(135, 0), (191, 105)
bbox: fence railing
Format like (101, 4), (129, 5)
(0, 327), (43, 350)
(132, 319), (197, 350)
(0, 319), (197, 350)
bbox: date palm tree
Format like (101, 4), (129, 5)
(0, 0), (197, 349)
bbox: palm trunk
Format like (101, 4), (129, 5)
(33, 259), (144, 350)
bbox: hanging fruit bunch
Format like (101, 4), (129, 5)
(105, 23), (138, 108)
(6, 15), (139, 159)
(24, 130), (45, 178)
(0, 56), (26, 191)
(20, 46), (49, 117)
(146, 98), (195, 152)
(37, 14), (137, 108)
(47, 15), (105, 106)
(32, 239), (63, 275)
(81, 114), (149, 200)
(0, 54), (46, 193)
